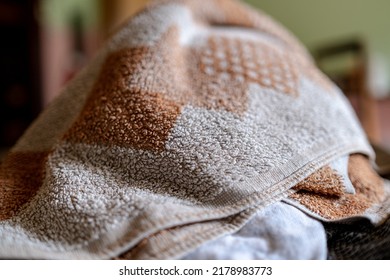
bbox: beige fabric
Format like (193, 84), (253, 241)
(286, 155), (390, 223)
(0, 0), (383, 259)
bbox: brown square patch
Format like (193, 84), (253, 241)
(0, 151), (48, 220)
(64, 20), (331, 151)
(289, 154), (385, 220)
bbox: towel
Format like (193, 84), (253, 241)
(0, 0), (388, 259)
(181, 202), (328, 260)
(286, 154), (390, 224)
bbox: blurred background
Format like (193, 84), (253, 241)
(0, 0), (389, 171)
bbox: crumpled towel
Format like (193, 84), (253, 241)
(0, 0), (388, 259)
(181, 202), (328, 260)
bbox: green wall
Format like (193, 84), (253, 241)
(40, 0), (100, 29)
(244, 0), (390, 96)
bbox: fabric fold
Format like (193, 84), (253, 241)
(0, 0), (385, 260)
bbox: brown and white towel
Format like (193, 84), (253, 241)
(0, 0), (388, 259)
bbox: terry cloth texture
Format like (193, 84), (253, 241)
(285, 155), (390, 224)
(181, 202), (327, 260)
(0, 0), (387, 259)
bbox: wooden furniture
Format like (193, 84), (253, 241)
(315, 39), (381, 144)
(315, 39), (390, 176)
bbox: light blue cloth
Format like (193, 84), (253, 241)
(182, 202), (327, 260)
